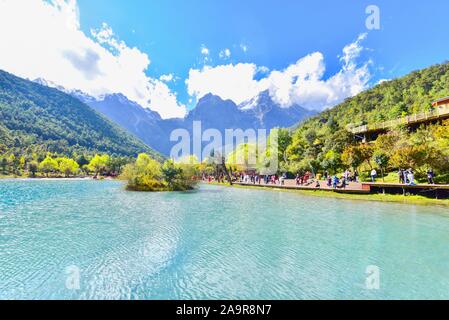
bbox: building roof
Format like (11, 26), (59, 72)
(432, 96), (449, 106)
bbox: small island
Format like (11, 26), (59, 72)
(120, 154), (199, 191)
(0, 151), (201, 192)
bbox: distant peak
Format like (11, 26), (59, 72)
(198, 93), (222, 103)
(239, 95), (259, 111)
(100, 92), (129, 102)
(238, 90), (274, 110)
(32, 77), (65, 92)
(258, 89), (271, 98)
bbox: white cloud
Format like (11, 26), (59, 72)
(159, 73), (174, 82)
(186, 34), (371, 110)
(219, 48), (231, 59)
(199, 44), (212, 64)
(377, 79), (390, 85)
(200, 45), (210, 56)
(257, 66), (270, 74)
(340, 33), (367, 67)
(186, 63), (262, 104)
(0, 0), (186, 119)
(0, 1), (371, 117)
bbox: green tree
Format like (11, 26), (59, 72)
(120, 154), (197, 191)
(321, 150), (342, 174)
(342, 144), (374, 170)
(107, 156), (131, 175)
(19, 156), (26, 173)
(28, 161), (38, 178)
(88, 154), (110, 177)
(58, 158), (80, 177)
(226, 143), (259, 171)
(120, 153), (164, 191)
(270, 128), (292, 164)
(162, 160), (183, 189)
(38, 155), (58, 177)
(76, 154), (89, 168)
(373, 151), (390, 182)
(0, 157), (7, 175)
(8, 154), (19, 175)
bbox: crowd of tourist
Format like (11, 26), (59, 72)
(202, 167), (438, 187)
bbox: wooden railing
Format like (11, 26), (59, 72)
(348, 105), (449, 134)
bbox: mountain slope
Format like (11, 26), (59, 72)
(239, 90), (316, 128)
(77, 91), (315, 156)
(86, 93), (168, 148)
(75, 92), (179, 156)
(279, 61), (449, 179)
(185, 93), (254, 130)
(299, 61), (449, 130)
(0, 70), (161, 159)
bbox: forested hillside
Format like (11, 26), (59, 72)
(309, 62), (449, 128)
(278, 62), (449, 182)
(0, 70), (161, 159)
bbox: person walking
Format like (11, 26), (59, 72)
(370, 168), (377, 182)
(344, 170), (350, 181)
(427, 168), (435, 184)
(398, 168), (403, 184)
(404, 169), (409, 184)
(340, 176), (347, 189)
(407, 169), (416, 186)
(280, 173), (287, 186)
(332, 175), (339, 189)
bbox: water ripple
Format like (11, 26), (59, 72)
(1, 180), (449, 299)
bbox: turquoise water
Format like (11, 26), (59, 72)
(1, 179), (449, 300)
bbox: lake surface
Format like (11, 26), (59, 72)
(0, 179), (449, 300)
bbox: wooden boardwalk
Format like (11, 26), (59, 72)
(362, 182), (449, 190)
(234, 179), (449, 198)
(348, 105), (449, 135)
(365, 182), (449, 198)
(235, 179), (370, 194)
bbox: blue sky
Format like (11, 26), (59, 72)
(1, 0), (449, 118)
(77, 0), (449, 74)
(77, 0), (449, 108)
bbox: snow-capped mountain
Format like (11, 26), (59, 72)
(32, 79), (315, 155)
(33, 78), (97, 103)
(70, 92), (174, 155)
(239, 90), (315, 128)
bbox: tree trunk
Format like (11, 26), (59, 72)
(221, 156), (233, 186)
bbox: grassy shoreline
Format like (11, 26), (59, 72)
(207, 182), (449, 207)
(0, 174), (16, 179)
(3, 175), (448, 206)
(0, 175), (110, 180)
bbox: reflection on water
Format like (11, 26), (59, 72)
(0, 180), (448, 300)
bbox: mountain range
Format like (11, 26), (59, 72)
(0, 70), (161, 159)
(64, 87), (315, 156)
(3, 60), (448, 165)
